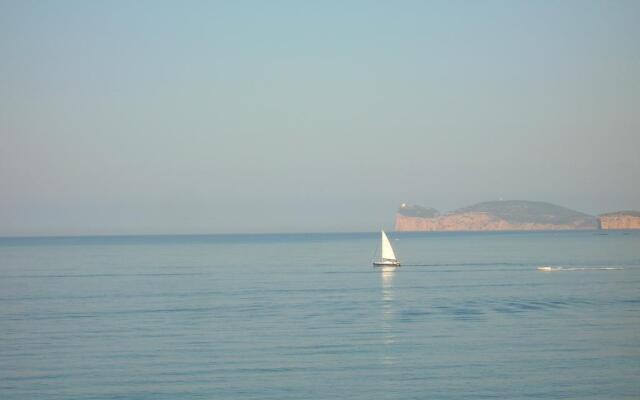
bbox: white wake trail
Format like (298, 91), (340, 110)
(537, 266), (624, 272)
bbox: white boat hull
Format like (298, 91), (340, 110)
(373, 260), (400, 267)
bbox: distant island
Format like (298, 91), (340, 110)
(395, 201), (640, 231)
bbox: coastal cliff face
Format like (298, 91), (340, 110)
(598, 212), (640, 230)
(395, 201), (599, 232)
(395, 212), (595, 232)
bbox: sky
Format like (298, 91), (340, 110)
(1, 1), (639, 236)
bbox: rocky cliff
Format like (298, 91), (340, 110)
(598, 211), (640, 230)
(395, 201), (599, 232)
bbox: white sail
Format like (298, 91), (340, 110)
(380, 230), (397, 261)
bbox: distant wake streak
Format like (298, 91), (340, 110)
(537, 266), (623, 272)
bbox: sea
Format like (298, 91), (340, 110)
(1, 230), (639, 399)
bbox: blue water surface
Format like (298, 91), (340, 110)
(1, 231), (639, 399)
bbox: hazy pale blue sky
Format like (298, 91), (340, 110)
(1, 1), (639, 235)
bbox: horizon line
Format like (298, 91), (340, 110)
(0, 228), (618, 241)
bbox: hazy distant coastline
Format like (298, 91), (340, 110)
(395, 201), (640, 232)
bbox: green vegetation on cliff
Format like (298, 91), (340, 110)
(456, 200), (597, 225)
(599, 210), (640, 217)
(397, 204), (440, 218)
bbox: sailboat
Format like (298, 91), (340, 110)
(373, 230), (400, 267)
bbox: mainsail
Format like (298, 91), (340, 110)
(380, 230), (397, 261)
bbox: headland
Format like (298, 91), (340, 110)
(395, 201), (639, 232)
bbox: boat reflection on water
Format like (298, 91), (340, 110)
(381, 266), (395, 327)
(381, 266), (395, 296)
(380, 266), (397, 365)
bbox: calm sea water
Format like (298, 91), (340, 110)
(1, 231), (639, 399)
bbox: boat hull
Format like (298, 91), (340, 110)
(373, 261), (400, 267)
